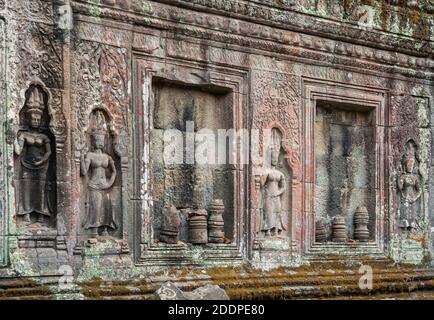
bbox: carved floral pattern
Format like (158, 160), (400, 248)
(72, 41), (129, 154)
(252, 71), (300, 169)
(16, 23), (63, 89)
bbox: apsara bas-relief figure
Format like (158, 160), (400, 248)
(14, 85), (54, 226)
(260, 128), (287, 237)
(81, 110), (117, 239)
(397, 140), (422, 231)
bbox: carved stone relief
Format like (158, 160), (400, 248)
(16, 22), (63, 90)
(259, 128), (288, 238)
(80, 110), (119, 241)
(397, 140), (423, 232)
(7, 0), (54, 25)
(208, 199), (226, 243)
(353, 206), (370, 242)
(72, 39), (129, 250)
(3, 0), (70, 264)
(0, 0), (431, 279)
(251, 71), (300, 254)
(390, 95), (431, 238)
(0, 18), (5, 266)
(159, 202), (181, 244)
(251, 71), (300, 168)
(135, 58), (247, 266)
(303, 80), (389, 254)
(14, 85), (57, 228)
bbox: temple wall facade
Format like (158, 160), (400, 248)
(0, 0), (433, 281)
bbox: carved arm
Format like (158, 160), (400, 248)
(34, 140), (52, 166)
(397, 175), (404, 191)
(414, 177), (422, 199)
(254, 172), (268, 190)
(80, 152), (91, 176)
(107, 156), (117, 188)
(277, 173), (286, 196)
(14, 132), (25, 155)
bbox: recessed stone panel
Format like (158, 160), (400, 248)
(151, 81), (234, 243)
(315, 102), (376, 241)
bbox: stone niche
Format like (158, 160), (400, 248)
(79, 109), (123, 241)
(151, 80), (234, 243)
(303, 80), (388, 255)
(315, 101), (376, 241)
(135, 58), (248, 266)
(14, 85), (58, 229)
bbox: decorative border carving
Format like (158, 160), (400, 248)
(72, 41), (128, 141)
(16, 22), (63, 90)
(72, 0), (433, 56)
(71, 3), (434, 82)
(0, 18), (6, 266)
(7, 0), (54, 25)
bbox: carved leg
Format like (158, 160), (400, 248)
(87, 228), (99, 244)
(37, 215), (44, 224)
(23, 214), (31, 224)
(90, 227), (98, 238)
(101, 227), (109, 237)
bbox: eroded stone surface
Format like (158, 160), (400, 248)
(0, 0), (432, 298)
(156, 282), (229, 300)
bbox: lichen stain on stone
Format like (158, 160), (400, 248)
(0, 279), (53, 300)
(0, 0), (432, 300)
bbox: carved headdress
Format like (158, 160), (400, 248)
(403, 140), (417, 162)
(90, 110), (108, 136)
(271, 128), (282, 154)
(25, 86), (45, 115)
(269, 128), (283, 166)
(401, 140), (420, 174)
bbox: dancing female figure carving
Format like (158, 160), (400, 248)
(14, 86), (53, 226)
(260, 128), (287, 237)
(81, 110), (117, 238)
(397, 140), (422, 230)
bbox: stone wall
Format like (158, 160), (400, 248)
(0, 0), (432, 282)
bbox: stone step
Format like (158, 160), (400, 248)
(216, 272), (434, 288)
(77, 270), (434, 300)
(0, 286), (53, 299)
(0, 295), (52, 301)
(1, 265), (433, 300)
(209, 269), (434, 281)
(312, 291), (434, 300)
(0, 279), (43, 289)
(224, 279), (434, 300)
(80, 284), (159, 299)
(78, 277), (434, 300)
